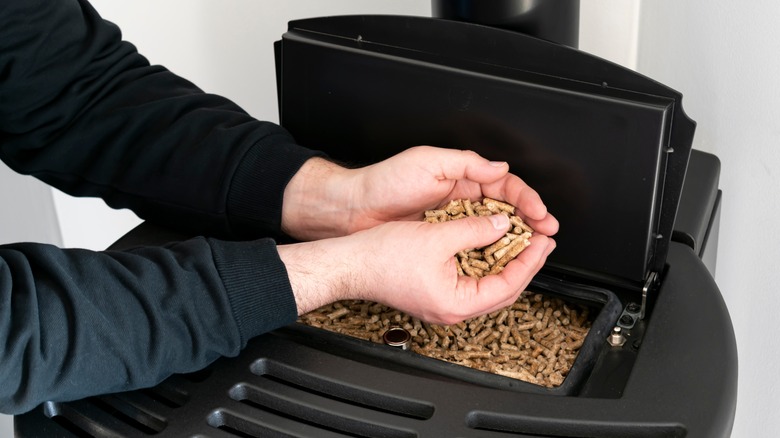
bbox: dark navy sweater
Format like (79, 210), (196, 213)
(0, 0), (321, 414)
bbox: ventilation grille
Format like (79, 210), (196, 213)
(466, 411), (688, 437)
(206, 358), (432, 438)
(41, 377), (191, 437)
(26, 356), (434, 438)
(17, 333), (687, 437)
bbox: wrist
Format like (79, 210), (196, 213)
(281, 157), (359, 240)
(278, 236), (371, 315)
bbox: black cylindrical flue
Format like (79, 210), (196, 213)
(432, 0), (580, 48)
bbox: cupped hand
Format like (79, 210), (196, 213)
(280, 212), (556, 325)
(344, 146), (559, 238)
(281, 145), (558, 243)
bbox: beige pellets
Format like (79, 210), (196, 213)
(424, 198), (534, 278)
(298, 293), (593, 388)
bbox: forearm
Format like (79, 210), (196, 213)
(0, 237), (297, 414)
(0, 0), (321, 238)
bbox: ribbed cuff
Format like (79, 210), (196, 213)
(227, 137), (325, 237)
(208, 237), (297, 345)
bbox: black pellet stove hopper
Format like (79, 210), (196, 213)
(15, 3), (738, 438)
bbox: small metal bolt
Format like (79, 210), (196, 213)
(607, 326), (627, 347)
(626, 303), (641, 313)
(620, 315), (634, 326)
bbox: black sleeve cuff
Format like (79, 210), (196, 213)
(208, 237), (298, 345)
(226, 135), (325, 238)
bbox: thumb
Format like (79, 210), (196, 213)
(436, 214), (511, 255)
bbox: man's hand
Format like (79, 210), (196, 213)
(278, 214), (556, 324)
(279, 145), (558, 324)
(281, 146), (559, 241)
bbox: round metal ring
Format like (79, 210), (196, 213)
(382, 327), (412, 350)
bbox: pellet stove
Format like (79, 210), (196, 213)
(15, 5), (737, 438)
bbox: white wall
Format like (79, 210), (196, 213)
(0, 165), (61, 246)
(636, 2), (779, 436)
(580, 0), (641, 69)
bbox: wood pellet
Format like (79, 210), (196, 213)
(298, 293), (593, 388)
(424, 198), (534, 278)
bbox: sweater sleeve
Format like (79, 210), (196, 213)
(0, 0), (322, 239)
(0, 237), (298, 415)
(0, 0), (324, 413)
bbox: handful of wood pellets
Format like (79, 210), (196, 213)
(424, 198), (534, 278)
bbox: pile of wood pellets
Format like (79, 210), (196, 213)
(424, 198), (534, 278)
(299, 198), (592, 388)
(299, 293), (592, 388)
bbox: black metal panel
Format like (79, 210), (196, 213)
(277, 15), (695, 288)
(14, 244), (737, 438)
(672, 149), (721, 275)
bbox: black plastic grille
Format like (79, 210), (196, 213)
(205, 357), (432, 438)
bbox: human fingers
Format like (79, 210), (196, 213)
(483, 173), (547, 220)
(455, 235), (556, 318)
(345, 217), (512, 323)
(481, 173), (559, 236)
(499, 235), (556, 291)
(406, 146), (510, 185)
(524, 211), (560, 237)
(431, 213), (512, 256)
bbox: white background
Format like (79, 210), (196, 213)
(1, 1), (774, 436)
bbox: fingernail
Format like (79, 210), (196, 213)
(546, 238), (557, 255)
(489, 214), (509, 230)
(489, 161), (507, 167)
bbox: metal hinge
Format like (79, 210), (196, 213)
(640, 272), (658, 320)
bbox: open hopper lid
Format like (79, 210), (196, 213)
(277, 15), (696, 291)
